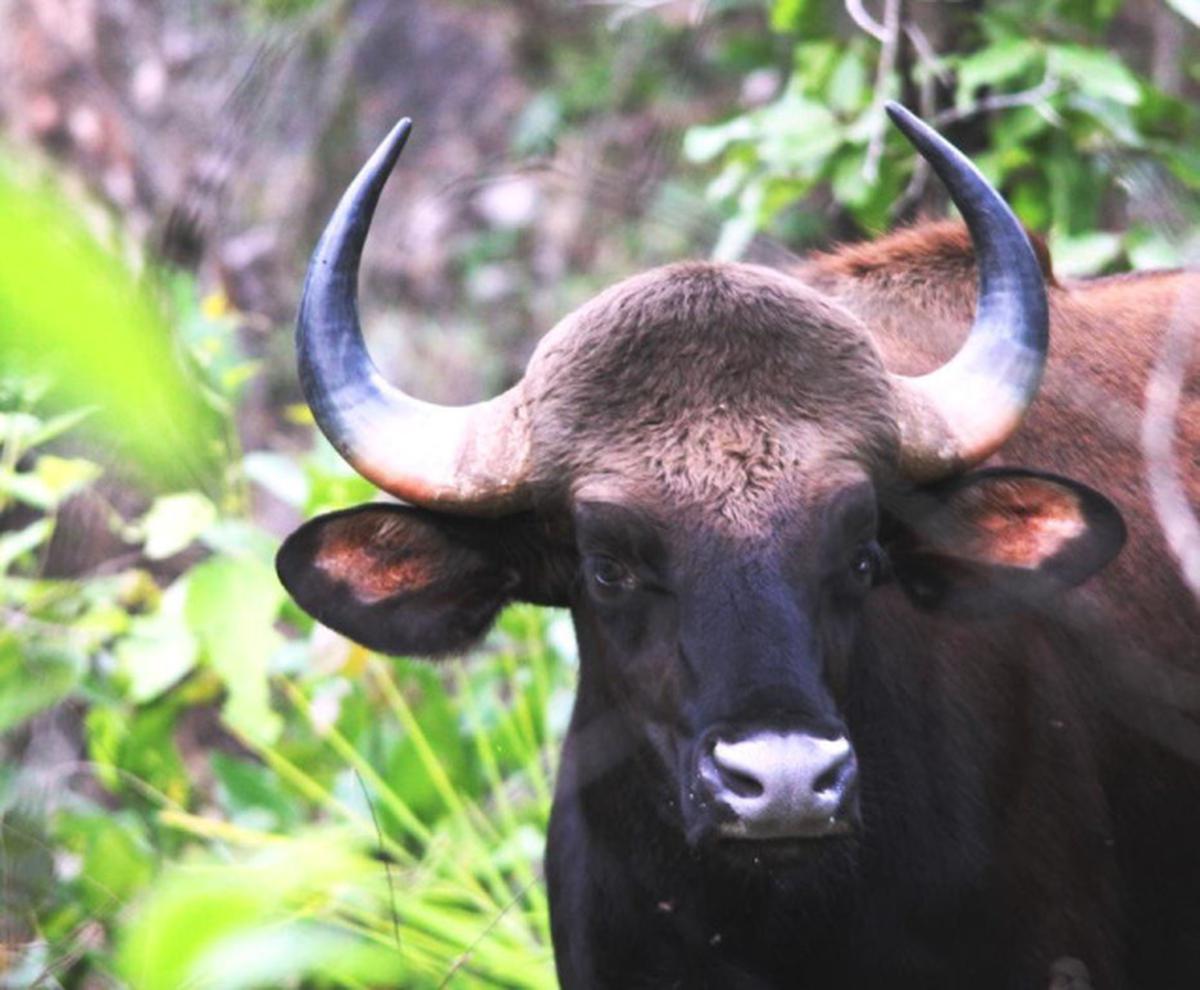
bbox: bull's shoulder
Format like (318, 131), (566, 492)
(796, 220), (1197, 376)
(802, 219), (1054, 289)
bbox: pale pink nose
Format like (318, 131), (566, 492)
(699, 732), (858, 840)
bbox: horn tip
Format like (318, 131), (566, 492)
(387, 117), (414, 154)
(885, 102), (925, 139)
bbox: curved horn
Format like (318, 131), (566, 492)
(297, 119), (531, 515)
(885, 102), (1049, 482)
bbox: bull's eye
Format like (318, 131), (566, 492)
(586, 555), (637, 594)
(849, 543), (882, 587)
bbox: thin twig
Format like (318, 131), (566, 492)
(26, 921), (105, 988)
(354, 767), (402, 949)
(932, 75), (1061, 127)
(892, 73), (1060, 218)
(845, 0), (887, 41)
(887, 22), (941, 217)
(904, 22), (950, 87)
(861, 0), (902, 184)
(436, 877), (540, 990)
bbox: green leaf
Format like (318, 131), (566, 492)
(242, 451), (308, 508)
(790, 41), (840, 93)
(52, 811), (156, 913)
(0, 639), (83, 733)
(140, 491), (218, 560)
(0, 164), (221, 488)
(1067, 92), (1143, 147)
(956, 39), (1041, 107)
(0, 811), (54, 914)
(116, 837), (404, 990)
(1009, 177), (1052, 230)
(0, 518), (53, 573)
(0, 456), (98, 511)
(754, 97), (842, 173)
(712, 214), (758, 263)
(1126, 228), (1189, 269)
(769, 0), (810, 33)
(1049, 45), (1142, 106)
(825, 48), (869, 115)
(200, 519), (279, 566)
(185, 556), (284, 744)
(0, 406), (95, 452)
(85, 700), (191, 803)
(831, 146), (872, 208)
(683, 117), (755, 164)
(1047, 230), (1123, 276)
(992, 105), (1051, 149)
(511, 90), (564, 156)
(115, 579), (199, 703)
(35, 455), (101, 504)
(211, 752), (300, 831)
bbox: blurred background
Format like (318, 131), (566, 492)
(0, 0), (1197, 986)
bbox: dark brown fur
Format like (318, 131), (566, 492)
(280, 219), (1200, 988)
(805, 220), (1199, 671)
(523, 262), (898, 528)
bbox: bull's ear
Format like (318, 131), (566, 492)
(276, 504), (569, 657)
(882, 469), (1125, 615)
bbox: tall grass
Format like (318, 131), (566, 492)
(110, 606), (573, 989)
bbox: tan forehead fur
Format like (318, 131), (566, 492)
(521, 261), (899, 529)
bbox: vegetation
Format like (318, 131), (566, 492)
(1, 1), (1195, 986)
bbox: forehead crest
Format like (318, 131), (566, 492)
(525, 262), (899, 517)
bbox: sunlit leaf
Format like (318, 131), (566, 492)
(683, 116), (755, 163)
(0, 518), (53, 572)
(0, 639), (83, 733)
(955, 39), (1042, 108)
(115, 579), (199, 703)
(116, 837), (403, 990)
(0, 164), (220, 489)
(1048, 230), (1123, 276)
(1050, 45), (1142, 106)
(11, 455), (104, 511)
(53, 811), (156, 913)
(85, 702), (191, 804)
(211, 752), (300, 832)
(140, 491), (218, 560)
(185, 556), (284, 744)
(242, 451), (309, 508)
(769, 0), (811, 33)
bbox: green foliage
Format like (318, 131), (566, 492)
(686, 36), (902, 255)
(0, 169), (570, 986)
(0, 163), (222, 490)
(686, 0), (1200, 273)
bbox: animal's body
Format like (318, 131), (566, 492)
(547, 230), (1200, 989)
(277, 108), (1200, 988)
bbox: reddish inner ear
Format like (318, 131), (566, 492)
(313, 511), (438, 604)
(949, 477), (1088, 569)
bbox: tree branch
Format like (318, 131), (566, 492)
(845, 0), (887, 42)
(932, 75), (1061, 128)
(860, 0), (902, 185)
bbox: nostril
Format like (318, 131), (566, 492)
(812, 762), (842, 797)
(706, 741), (766, 799)
(717, 765), (764, 798)
(813, 751), (854, 796)
(816, 751), (858, 807)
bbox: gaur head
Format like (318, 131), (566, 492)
(277, 105), (1125, 852)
